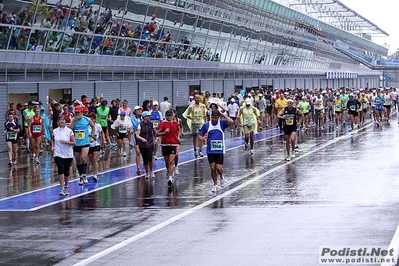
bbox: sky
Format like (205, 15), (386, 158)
(339, 0), (398, 55)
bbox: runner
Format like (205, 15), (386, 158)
(383, 89), (393, 123)
(149, 100), (163, 160)
(346, 93), (361, 134)
(69, 106), (95, 185)
(136, 111), (158, 178)
(298, 97), (310, 130)
(334, 92), (344, 129)
(227, 97), (239, 133)
(182, 94), (207, 157)
(4, 113), (20, 166)
(277, 99), (303, 161)
(171, 108), (184, 175)
(23, 101), (35, 152)
(28, 106), (44, 164)
(113, 111), (132, 157)
(88, 113), (103, 182)
(52, 116), (75, 196)
(131, 106), (143, 175)
(238, 98), (260, 154)
(96, 100), (112, 153)
(156, 109), (180, 186)
(274, 92), (288, 132)
(198, 109), (234, 192)
(313, 91), (325, 130)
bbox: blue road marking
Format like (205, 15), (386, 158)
(0, 128), (282, 211)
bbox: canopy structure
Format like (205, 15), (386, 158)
(274, 0), (388, 37)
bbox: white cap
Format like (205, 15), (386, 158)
(231, 98), (235, 102)
(153, 101), (159, 105)
(134, 105), (141, 110)
(287, 99), (293, 103)
(245, 98), (252, 104)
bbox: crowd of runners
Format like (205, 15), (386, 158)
(4, 86), (399, 194)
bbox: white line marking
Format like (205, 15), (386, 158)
(73, 122), (374, 266)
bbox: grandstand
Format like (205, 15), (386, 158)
(0, 0), (397, 145)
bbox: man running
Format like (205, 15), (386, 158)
(198, 109), (234, 192)
(277, 99), (303, 161)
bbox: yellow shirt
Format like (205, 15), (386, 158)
(275, 98), (288, 113)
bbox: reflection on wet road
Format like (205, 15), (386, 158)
(1, 120), (399, 266)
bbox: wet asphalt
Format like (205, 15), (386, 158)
(1, 117), (399, 266)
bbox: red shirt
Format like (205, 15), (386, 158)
(158, 121), (179, 145)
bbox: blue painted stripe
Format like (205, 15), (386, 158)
(0, 128), (282, 211)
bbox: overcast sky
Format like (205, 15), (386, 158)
(339, 0), (397, 55)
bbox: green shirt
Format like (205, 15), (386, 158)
(96, 107), (109, 127)
(298, 101), (309, 114)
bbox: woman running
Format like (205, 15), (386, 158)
(28, 106), (44, 164)
(88, 112), (103, 182)
(4, 113), (20, 166)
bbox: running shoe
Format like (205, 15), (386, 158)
(174, 166), (180, 175)
(8, 161), (12, 166)
(199, 151), (204, 157)
(60, 188), (67, 196)
(168, 176), (173, 186)
(249, 149), (253, 155)
(211, 185), (218, 193)
(64, 187), (69, 195)
(79, 177), (84, 185)
(93, 175), (98, 182)
(145, 172), (150, 179)
(291, 151), (295, 158)
(12, 161), (17, 165)
(136, 169), (141, 175)
(194, 150), (199, 157)
(150, 171), (155, 178)
(220, 174), (224, 180)
(285, 156), (291, 161)
(82, 175), (88, 184)
(123, 152), (127, 157)
(153, 155), (158, 160)
(244, 143), (248, 150)
(35, 159), (40, 165)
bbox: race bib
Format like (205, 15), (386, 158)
(210, 140), (223, 151)
(100, 114), (107, 121)
(75, 130), (85, 139)
(119, 126), (127, 133)
(286, 118), (294, 125)
(32, 125), (41, 133)
(193, 109), (203, 122)
(244, 116), (253, 125)
(349, 105), (356, 111)
(335, 105), (341, 110)
(151, 120), (159, 128)
(7, 132), (16, 140)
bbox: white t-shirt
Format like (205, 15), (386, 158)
(88, 123), (102, 147)
(53, 127), (74, 158)
(227, 103), (239, 118)
(114, 119), (130, 133)
(159, 101), (172, 119)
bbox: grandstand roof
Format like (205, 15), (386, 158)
(275, 0), (389, 37)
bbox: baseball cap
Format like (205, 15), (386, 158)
(349, 93), (354, 97)
(141, 111), (151, 117)
(287, 99), (294, 103)
(120, 111), (126, 116)
(153, 101), (159, 106)
(83, 107), (89, 112)
(230, 98), (235, 102)
(134, 105), (141, 110)
(74, 106), (82, 113)
(211, 109), (220, 117)
(165, 110), (174, 116)
(245, 98), (251, 104)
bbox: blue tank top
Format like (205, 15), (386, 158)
(73, 116), (90, 146)
(150, 111), (162, 130)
